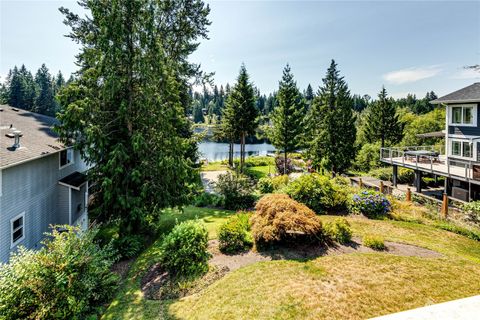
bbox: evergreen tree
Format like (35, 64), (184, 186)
(308, 60), (356, 176)
(193, 101), (205, 123)
(223, 64), (258, 172)
(268, 64), (305, 174)
(304, 83), (314, 110)
(364, 86), (403, 147)
(18, 65), (36, 110)
(34, 64), (55, 116)
(57, 0), (210, 236)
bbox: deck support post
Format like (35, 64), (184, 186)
(441, 193), (448, 218)
(414, 170), (422, 193)
(406, 188), (411, 202)
(392, 165), (398, 187)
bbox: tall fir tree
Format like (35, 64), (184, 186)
(222, 64), (258, 172)
(57, 0), (210, 236)
(308, 60), (356, 176)
(364, 87), (403, 147)
(268, 64), (305, 174)
(34, 64), (55, 116)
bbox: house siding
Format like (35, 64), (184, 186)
(447, 103), (480, 136)
(0, 149), (87, 263)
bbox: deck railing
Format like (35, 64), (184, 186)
(380, 146), (473, 181)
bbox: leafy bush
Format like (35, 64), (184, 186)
(215, 172), (255, 210)
(113, 234), (144, 259)
(193, 192), (224, 208)
(218, 213), (253, 253)
(324, 218), (352, 244)
(272, 175), (290, 190)
(363, 234), (385, 250)
(461, 201), (480, 225)
(251, 194), (323, 245)
(354, 142), (381, 172)
(257, 177), (274, 193)
(368, 167), (414, 184)
(368, 167), (392, 181)
(0, 226), (118, 320)
(349, 190), (391, 218)
(159, 220), (210, 277)
(398, 168), (415, 184)
(284, 173), (351, 213)
(275, 155), (294, 175)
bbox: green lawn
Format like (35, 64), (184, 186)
(200, 161), (230, 172)
(245, 165), (274, 179)
(102, 204), (480, 320)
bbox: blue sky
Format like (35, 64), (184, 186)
(1, 0), (479, 98)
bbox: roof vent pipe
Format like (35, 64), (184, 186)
(13, 130), (21, 149)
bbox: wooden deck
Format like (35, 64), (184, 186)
(381, 156), (479, 183)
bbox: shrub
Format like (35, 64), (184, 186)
(257, 177), (274, 193)
(218, 213), (253, 253)
(0, 226), (118, 320)
(368, 167), (414, 185)
(251, 194), (323, 245)
(113, 234), (144, 259)
(324, 218), (352, 244)
(461, 201), (480, 225)
(398, 168), (415, 184)
(215, 172), (255, 210)
(349, 190), (391, 218)
(271, 175), (290, 190)
(193, 192), (224, 208)
(354, 142), (381, 172)
(284, 173), (350, 213)
(368, 167), (392, 181)
(159, 220), (210, 277)
(275, 155), (294, 174)
(363, 234), (385, 250)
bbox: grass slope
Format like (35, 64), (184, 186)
(103, 208), (480, 320)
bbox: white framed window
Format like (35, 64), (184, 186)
(450, 139), (472, 159)
(10, 212), (25, 248)
(450, 105), (476, 126)
(59, 149), (74, 169)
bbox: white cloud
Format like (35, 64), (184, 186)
(451, 68), (480, 80)
(383, 66), (442, 84)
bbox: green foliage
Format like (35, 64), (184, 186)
(462, 201), (480, 224)
(434, 222), (480, 242)
(258, 177), (274, 193)
(267, 65), (305, 174)
(193, 192), (225, 208)
(349, 190), (391, 218)
(354, 142), (381, 172)
(34, 63), (56, 116)
(363, 87), (403, 147)
(400, 108), (445, 146)
(159, 220), (210, 277)
(251, 194), (323, 245)
(307, 60), (356, 175)
(215, 171), (256, 210)
(324, 218), (352, 244)
(0, 226), (118, 320)
(284, 173), (351, 213)
(368, 167), (414, 184)
(272, 175), (290, 190)
(112, 234), (145, 259)
(362, 234), (385, 250)
(221, 64), (258, 171)
(218, 213), (253, 253)
(57, 0), (209, 236)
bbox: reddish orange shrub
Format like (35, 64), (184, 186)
(250, 194), (323, 244)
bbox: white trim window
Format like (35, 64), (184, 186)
(59, 149), (74, 169)
(450, 139), (473, 159)
(450, 104), (477, 126)
(11, 212), (25, 248)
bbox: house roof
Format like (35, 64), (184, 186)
(0, 105), (65, 169)
(431, 83), (480, 104)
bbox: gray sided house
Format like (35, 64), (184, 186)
(381, 83), (480, 202)
(0, 106), (88, 263)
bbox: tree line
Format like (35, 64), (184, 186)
(0, 64), (72, 116)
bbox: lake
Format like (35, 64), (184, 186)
(198, 141), (276, 162)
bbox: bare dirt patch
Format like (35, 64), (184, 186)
(208, 238), (442, 271)
(111, 258), (134, 280)
(140, 239), (441, 301)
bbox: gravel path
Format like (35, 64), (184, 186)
(200, 170), (227, 193)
